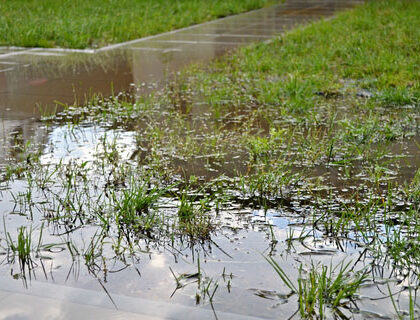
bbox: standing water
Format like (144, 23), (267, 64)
(3, 1), (418, 319)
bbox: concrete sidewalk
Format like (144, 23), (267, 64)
(0, 275), (264, 320)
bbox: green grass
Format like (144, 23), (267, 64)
(202, 0), (420, 111)
(0, 0), (275, 49)
(176, 191), (213, 239)
(265, 256), (369, 319)
(111, 179), (166, 236)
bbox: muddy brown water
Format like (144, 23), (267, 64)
(3, 1), (416, 319)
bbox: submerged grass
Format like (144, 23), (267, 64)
(0, 0), (275, 49)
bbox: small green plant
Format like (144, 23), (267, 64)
(265, 256), (369, 319)
(176, 192), (213, 240)
(112, 180), (167, 236)
(3, 222), (47, 277)
(8, 227), (33, 271)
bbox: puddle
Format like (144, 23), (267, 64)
(1, 117), (419, 318)
(40, 125), (137, 164)
(2, 0), (419, 319)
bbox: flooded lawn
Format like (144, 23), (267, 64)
(1, 0), (420, 319)
(2, 99), (419, 319)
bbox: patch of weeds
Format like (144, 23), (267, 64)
(246, 127), (287, 162)
(5, 226), (34, 274)
(379, 206), (420, 273)
(339, 116), (402, 145)
(375, 86), (420, 108)
(2, 139), (43, 183)
(1, 222), (59, 280)
(407, 168), (420, 204)
(176, 191), (214, 240)
(239, 166), (300, 208)
(111, 179), (168, 238)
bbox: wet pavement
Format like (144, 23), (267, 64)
(0, 275), (265, 320)
(0, 1), (368, 318)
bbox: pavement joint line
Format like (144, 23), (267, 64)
(129, 47), (183, 52)
(208, 21), (262, 27)
(25, 52), (66, 57)
(0, 61), (20, 65)
(176, 33), (273, 38)
(148, 39), (248, 45)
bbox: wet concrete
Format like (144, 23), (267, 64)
(0, 274), (264, 320)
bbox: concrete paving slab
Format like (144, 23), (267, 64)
(0, 290), (9, 303)
(0, 291), (161, 320)
(0, 276), (265, 320)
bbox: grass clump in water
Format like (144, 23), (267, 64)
(266, 256), (369, 319)
(112, 181), (166, 237)
(176, 192), (214, 240)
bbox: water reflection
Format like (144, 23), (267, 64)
(0, 0), (362, 171)
(1, 1), (381, 318)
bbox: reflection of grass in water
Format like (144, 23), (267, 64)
(10, 50), (132, 83)
(1, 221), (63, 282)
(0, 0), (275, 49)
